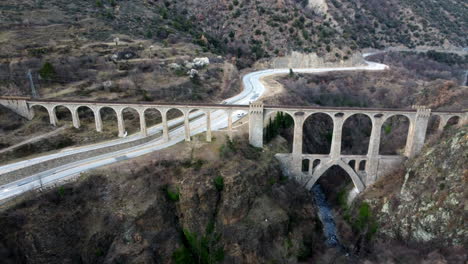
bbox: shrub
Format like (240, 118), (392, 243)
(213, 176), (224, 192)
(38, 62), (57, 81)
(173, 228), (224, 264)
(57, 186), (65, 197)
(165, 186), (180, 202)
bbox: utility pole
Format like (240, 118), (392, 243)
(27, 69), (38, 98)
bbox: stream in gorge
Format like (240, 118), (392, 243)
(311, 184), (348, 253)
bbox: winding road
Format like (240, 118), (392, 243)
(0, 54), (388, 202)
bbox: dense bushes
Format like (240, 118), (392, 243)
(264, 112), (294, 143)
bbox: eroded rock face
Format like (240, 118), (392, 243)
(364, 127), (467, 246)
(306, 0), (328, 14)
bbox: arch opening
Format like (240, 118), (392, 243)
(166, 108), (185, 132)
(30, 105), (50, 123)
(348, 160), (356, 171)
(303, 113), (333, 154)
(302, 159), (310, 172)
(77, 106), (95, 130)
(445, 116), (460, 128)
(144, 108), (162, 128)
(359, 160), (366, 171)
(313, 165), (357, 207)
(99, 107), (118, 136)
(122, 107), (140, 135)
(263, 111), (294, 152)
(312, 159), (321, 170)
(54, 105), (73, 126)
(341, 114), (372, 155)
(379, 115), (410, 155)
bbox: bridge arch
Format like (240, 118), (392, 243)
(76, 105), (95, 121)
(52, 105), (73, 126)
(143, 108), (163, 127)
(166, 108), (185, 138)
(98, 106), (119, 136)
(303, 112), (334, 154)
(121, 106), (141, 135)
(305, 160), (365, 193)
(445, 115), (461, 128)
(29, 104), (50, 123)
(72, 105), (96, 131)
(379, 114), (411, 155)
(341, 113), (372, 155)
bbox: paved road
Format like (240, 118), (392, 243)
(0, 55), (388, 202)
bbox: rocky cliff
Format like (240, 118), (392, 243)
(362, 126), (467, 246)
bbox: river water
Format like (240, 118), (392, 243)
(310, 184), (344, 249)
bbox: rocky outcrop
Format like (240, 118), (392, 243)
(270, 51), (365, 69)
(362, 126), (467, 246)
(306, 0), (328, 14)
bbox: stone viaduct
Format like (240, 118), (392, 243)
(0, 97), (466, 193)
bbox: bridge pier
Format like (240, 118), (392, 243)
(405, 107), (431, 158)
(292, 112), (305, 175)
(94, 109), (103, 132)
(206, 110), (212, 142)
(70, 107), (80, 129)
(139, 111), (147, 137)
(116, 110), (125, 137)
(248, 103), (264, 148)
(366, 116), (384, 185)
(47, 107), (57, 126)
(330, 114), (344, 159)
(162, 110), (169, 142)
(184, 111), (191, 142)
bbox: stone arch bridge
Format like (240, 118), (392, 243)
(1, 97), (465, 193)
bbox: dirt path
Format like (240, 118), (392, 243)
(0, 126), (68, 155)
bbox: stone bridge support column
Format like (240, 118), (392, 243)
(405, 107), (431, 158)
(47, 106), (57, 126)
(248, 103), (264, 148)
(94, 108), (103, 132)
(206, 110), (212, 142)
(330, 114), (344, 160)
(292, 112), (305, 175)
(161, 109), (169, 142)
(461, 113), (468, 127)
(227, 109), (233, 140)
(184, 110), (191, 142)
(138, 110), (147, 137)
(366, 116), (384, 185)
(70, 107), (80, 129)
(116, 108), (125, 137)
(437, 115), (450, 132)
